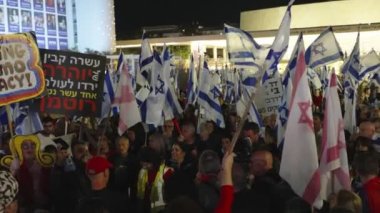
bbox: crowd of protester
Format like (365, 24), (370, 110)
(0, 84), (380, 213)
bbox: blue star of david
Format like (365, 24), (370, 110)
(268, 51), (283, 70)
(312, 43), (327, 56)
(352, 54), (362, 70)
(210, 87), (222, 99)
(155, 75), (165, 94)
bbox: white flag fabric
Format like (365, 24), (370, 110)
(342, 33), (360, 134)
(307, 68), (322, 89)
(145, 48), (167, 127)
(343, 74), (357, 135)
(13, 101), (43, 135)
(235, 88), (264, 130)
(276, 33), (302, 147)
(279, 34), (323, 208)
(262, 0), (294, 84)
(197, 62), (225, 128)
(305, 27), (343, 69)
(319, 71), (351, 200)
(342, 33), (360, 82)
(113, 62), (142, 135)
(186, 54), (198, 108)
(136, 32), (153, 105)
(360, 49), (380, 79)
(163, 48), (183, 120)
(224, 24), (267, 69)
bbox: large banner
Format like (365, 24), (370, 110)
(0, 33), (45, 106)
(255, 77), (283, 117)
(39, 49), (106, 117)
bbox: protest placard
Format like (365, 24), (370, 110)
(0, 32), (45, 106)
(39, 49), (106, 117)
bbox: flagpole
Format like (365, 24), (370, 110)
(229, 90), (255, 153)
(195, 53), (203, 132)
(5, 105), (14, 137)
(97, 68), (120, 155)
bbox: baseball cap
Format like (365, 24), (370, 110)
(0, 171), (19, 212)
(86, 156), (113, 175)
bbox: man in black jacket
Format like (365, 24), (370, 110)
(77, 156), (126, 213)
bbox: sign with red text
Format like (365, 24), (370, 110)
(0, 33), (45, 106)
(39, 49), (105, 117)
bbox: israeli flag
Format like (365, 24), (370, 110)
(101, 69), (119, 119)
(343, 74), (357, 135)
(13, 101), (43, 135)
(305, 27), (343, 69)
(224, 24), (267, 69)
(307, 68), (322, 89)
(163, 48), (183, 120)
(186, 54), (197, 108)
(342, 33), (360, 82)
(240, 69), (258, 96)
(198, 62), (225, 128)
(276, 33), (301, 147)
(262, 0), (294, 84)
(136, 32), (153, 105)
(224, 70), (239, 104)
(144, 47), (168, 127)
(360, 50), (380, 79)
(235, 88), (264, 135)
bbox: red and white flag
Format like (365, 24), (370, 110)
(319, 71), (350, 200)
(113, 62), (142, 135)
(279, 34), (323, 209)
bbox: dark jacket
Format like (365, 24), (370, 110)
(77, 188), (127, 213)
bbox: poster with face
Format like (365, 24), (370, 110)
(7, 0), (17, 7)
(21, 0), (31, 9)
(37, 36), (46, 48)
(0, 7), (5, 31)
(33, 0), (43, 11)
(46, 0), (55, 13)
(59, 38), (67, 50)
(58, 15), (67, 37)
(21, 10), (32, 32)
(48, 37), (57, 49)
(34, 12), (44, 34)
(57, 0), (65, 14)
(7, 8), (19, 32)
(46, 13), (56, 36)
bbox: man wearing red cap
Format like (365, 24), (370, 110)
(76, 156), (126, 213)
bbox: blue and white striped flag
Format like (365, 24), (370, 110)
(343, 74), (357, 135)
(224, 24), (267, 70)
(13, 101), (43, 135)
(342, 33), (360, 82)
(101, 69), (119, 119)
(163, 48), (183, 120)
(224, 70), (239, 104)
(307, 68), (322, 89)
(136, 32), (153, 106)
(198, 61), (225, 128)
(305, 27), (343, 69)
(186, 54), (198, 108)
(276, 33), (301, 147)
(262, 0), (294, 84)
(144, 47), (168, 127)
(360, 50), (380, 79)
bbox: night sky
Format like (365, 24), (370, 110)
(115, 0), (338, 39)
